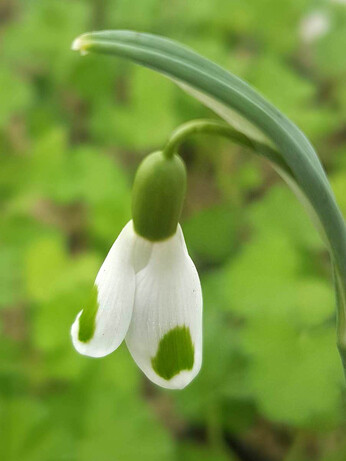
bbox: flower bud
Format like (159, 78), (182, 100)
(132, 151), (186, 241)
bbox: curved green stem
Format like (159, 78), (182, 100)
(162, 119), (293, 176)
(163, 119), (250, 159)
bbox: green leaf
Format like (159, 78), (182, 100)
(25, 236), (67, 303)
(183, 205), (240, 264)
(105, 67), (177, 149)
(78, 377), (175, 461)
(0, 68), (33, 125)
(246, 55), (339, 140)
(0, 247), (23, 308)
(178, 442), (233, 461)
(242, 319), (342, 425)
(25, 236), (99, 303)
(331, 172), (346, 218)
(248, 185), (323, 250)
(315, 6), (346, 78)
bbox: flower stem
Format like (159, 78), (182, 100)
(162, 119), (250, 159)
(162, 119), (291, 175)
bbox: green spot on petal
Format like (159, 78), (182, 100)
(151, 326), (194, 380)
(78, 285), (99, 342)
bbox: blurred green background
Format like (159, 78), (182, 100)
(1, 0), (346, 460)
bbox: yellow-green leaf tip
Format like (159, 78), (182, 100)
(71, 35), (89, 55)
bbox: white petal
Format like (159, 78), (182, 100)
(126, 225), (202, 389)
(71, 221), (142, 357)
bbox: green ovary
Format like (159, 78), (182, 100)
(78, 285), (99, 342)
(151, 326), (194, 380)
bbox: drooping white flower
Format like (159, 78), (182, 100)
(71, 151), (203, 389)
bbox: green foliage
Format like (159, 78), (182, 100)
(1, 0), (346, 460)
(184, 204), (241, 265)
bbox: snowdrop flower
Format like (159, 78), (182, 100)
(71, 151), (202, 389)
(300, 10), (330, 43)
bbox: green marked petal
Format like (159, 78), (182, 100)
(71, 221), (136, 358)
(151, 326), (194, 380)
(78, 285), (99, 343)
(126, 225), (202, 389)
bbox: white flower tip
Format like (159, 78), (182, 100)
(153, 354), (202, 390)
(71, 314), (112, 358)
(71, 312), (100, 358)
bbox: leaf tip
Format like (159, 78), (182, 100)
(71, 35), (89, 56)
